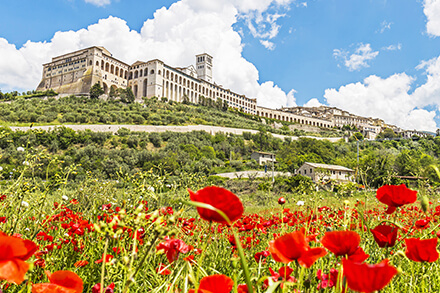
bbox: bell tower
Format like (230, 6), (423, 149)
(196, 53), (213, 83)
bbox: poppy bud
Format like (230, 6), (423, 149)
(278, 197), (286, 205)
(395, 250), (406, 258)
(421, 195), (429, 213)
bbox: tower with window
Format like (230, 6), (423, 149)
(196, 53), (213, 83)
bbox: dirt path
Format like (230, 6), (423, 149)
(9, 124), (343, 142)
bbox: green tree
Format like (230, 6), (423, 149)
(109, 86), (117, 100)
(90, 83), (104, 99)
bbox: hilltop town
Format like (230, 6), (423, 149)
(36, 46), (431, 140)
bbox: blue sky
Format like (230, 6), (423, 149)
(1, 0), (440, 131)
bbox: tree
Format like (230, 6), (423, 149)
(90, 83), (104, 99)
(109, 86), (117, 100)
(119, 87), (135, 103)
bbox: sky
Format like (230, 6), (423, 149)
(1, 0), (440, 131)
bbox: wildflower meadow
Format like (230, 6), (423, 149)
(1, 168), (440, 293)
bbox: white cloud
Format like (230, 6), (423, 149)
(424, 0), (440, 37)
(323, 71), (440, 131)
(260, 40), (275, 50)
(303, 98), (322, 107)
(378, 20), (392, 33)
(383, 43), (402, 51)
(84, 0), (111, 7)
(413, 55), (440, 107)
(0, 0), (295, 109)
(333, 43), (379, 71)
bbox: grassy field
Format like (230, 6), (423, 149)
(1, 168), (440, 292)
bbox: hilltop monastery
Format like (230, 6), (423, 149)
(36, 46), (429, 140)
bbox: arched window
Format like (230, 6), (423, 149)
(101, 60), (104, 70)
(115, 67), (119, 76)
(134, 70), (138, 79)
(110, 64), (114, 74)
(89, 60), (92, 66)
(150, 69), (155, 74)
(139, 70), (143, 77)
(96, 61), (99, 66)
(105, 63), (109, 72)
(158, 70), (161, 75)
(144, 68), (148, 76)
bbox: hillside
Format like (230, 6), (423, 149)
(0, 95), (342, 137)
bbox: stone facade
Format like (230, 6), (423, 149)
(37, 46), (129, 96)
(37, 47), (257, 114)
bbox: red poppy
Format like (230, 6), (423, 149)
(188, 274), (234, 293)
(32, 270), (83, 293)
(254, 250), (270, 263)
(237, 284), (249, 293)
(415, 219), (430, 229)
(347, 247), (369, 263)
(156, 236), (190, 263)
(269, 229), (327, 268)
(376, 184), (417, 214)
(73, 260), (88, 268)
(95, 254), (113, 264)
(321, 231), (361, 257)
(0, 231), (38, 284)
(343, 259), (397, 293)
(405, 238), (439, 262)
(156, 263), (171, 275)
(370, 224), (398, 248)
(92, 282), (115, 293)
(188, 186), (243, 224)
(264, 266), (297, 288)
(278, 197), (286, 205)
(317, 268), (338, 290)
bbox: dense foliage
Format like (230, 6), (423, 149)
(0, 95), (340, 138)
(1, 125), (440, 188)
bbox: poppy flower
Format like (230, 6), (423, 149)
(370, 224), (398, 248)
(415, 219), (430, 229)
(92, 282), (115, 293)
(278, 197), (286, 205)
(405, 238), (439, 262)
(156, 263), (171, 275)
(321, 231), (361, 257)
(156, 237), (190, 263)
(376, 184), (417, 214)
(317, 268), (338, 290)
(347, 247), (369, 263)
(237, 284), (249, 293)
(269, 229), (327, 268)
(32, 270), (83, 293)
(73, 260), (88, 268)
(0, 231), (38, 284)
(343, 259), (397, 293)
(264, 266), (297, 288)
(188, 274), (234, 293)
(188, 186), (243, 224)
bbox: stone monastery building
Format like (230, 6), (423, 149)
(37, 46), (257, 115)
(38, 46), (426, 138)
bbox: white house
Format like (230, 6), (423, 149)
(296, 162), (355, 182)
(250, 151), (276, 165)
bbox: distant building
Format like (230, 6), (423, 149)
(37, 46), (257, 114)
(251, 151), (276, 165)
(296, 162), (355, 182)
(36, 46), (430, 135)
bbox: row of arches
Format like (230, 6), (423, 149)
(130, 68), (160, 79)
(256, 110), (331, 128)
(99, 60), (128, 79)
